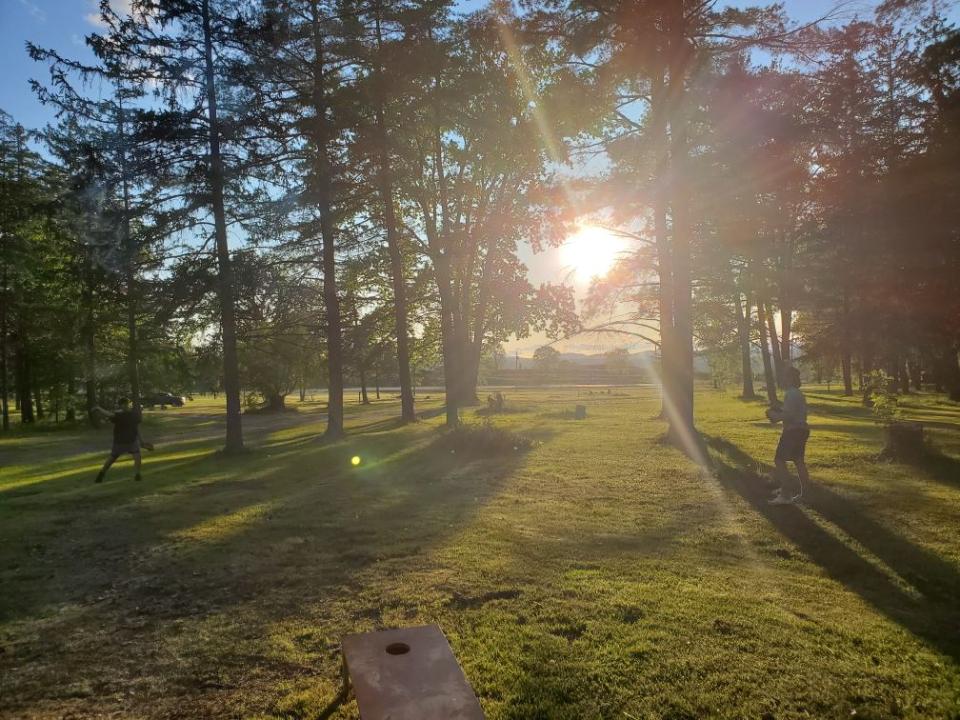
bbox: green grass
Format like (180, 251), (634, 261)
(1, 386), (959, 719)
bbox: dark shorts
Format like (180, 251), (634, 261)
(111, 440), (141, 457)
(776, 427), (809, 463)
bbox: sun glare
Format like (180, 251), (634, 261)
(561, 225), (626, 282)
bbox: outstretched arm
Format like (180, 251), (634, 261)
(91, 406), (115, 420)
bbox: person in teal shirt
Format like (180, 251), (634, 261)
(766, 366), (810, 505)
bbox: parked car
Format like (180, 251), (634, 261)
(143, 391), (186, 408)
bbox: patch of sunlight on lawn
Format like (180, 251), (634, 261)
(265, 421), (327, 443)
(1, 446), (215, 494)
(0, 461), (102, 491)
(171, 500), (280, 543)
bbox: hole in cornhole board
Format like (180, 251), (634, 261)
(386, 642), (410, 655)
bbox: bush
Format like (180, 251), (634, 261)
(436, 421), (537, 457)
(864, 371), (900, 424)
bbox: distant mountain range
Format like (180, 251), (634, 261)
(507, 350), (713, 372)
(511, 350), (648, 369)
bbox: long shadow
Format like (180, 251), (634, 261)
(1, 420), (482, 618)
(0, 406), (334, 498)
(805, 397), (875, 417)
(337, 405), (448, 436)
(0, 452), (216, 502)
(0, 422), (534, 715)
(905, 447), (960, 489)
(248, 406), (449, 455)
(0, 439), (220, 498)
(704, 434), (960, 663)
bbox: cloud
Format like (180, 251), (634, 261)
(19, 0), (47, 23)
(85, 0), (133, 28)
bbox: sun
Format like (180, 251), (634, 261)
(561, 225), (626, 282)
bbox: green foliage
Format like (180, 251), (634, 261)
(865, 370), (902, 425)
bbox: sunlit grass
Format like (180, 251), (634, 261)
(1, 386), (958, 719)
(172, 500), (280, 543)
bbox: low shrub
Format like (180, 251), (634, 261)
(436, 421), (537, 457)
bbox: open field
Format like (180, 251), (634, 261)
(1, 387), (959, 719)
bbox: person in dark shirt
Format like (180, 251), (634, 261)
(93, 397), (153, 483)
(765, 366), (810, 505)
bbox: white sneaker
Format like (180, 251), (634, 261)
(768, 492), (794, 506)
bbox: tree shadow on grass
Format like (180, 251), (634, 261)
(703, 434), (960, 664)
(0, 439), (219, 499)
(340, 405), (448, 435)
(0, 422), (539, 717)
(905, 447), (960, 489)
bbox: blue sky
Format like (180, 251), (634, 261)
(1, 0), (898, 132)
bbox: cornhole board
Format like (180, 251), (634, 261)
(341, 624), (485, 720)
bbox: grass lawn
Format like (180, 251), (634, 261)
(1, 386), (959, 719)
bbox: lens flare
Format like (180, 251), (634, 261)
(351, 455), (361, 467)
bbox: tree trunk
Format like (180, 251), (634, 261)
(118, 93), (141, 410)
(0, 265), (8, 431)
(437, 276), (461, 427)
(452, 312), (475, 407)
(780, 306), (792, 367)
(66, 372), (76, 422)
(319, 207), (344, 438)
(765, 304), (784, 388)
(81, 262), (99, 428)
(465, 255), (495, 404)
(841, 350), (854, 396)
(16, 335), (34, 424)
(373, 7), (415, 424)
(841, 290), (854, 395)
(306, 1), (345, 440)
(359, 367), (370, 404)
(945, 345), (960, 402)
(909, 357), (922, 391)
(778, 233), (793, 368)
(655, 199), (673, 419)
(650, 67), (674, 422)
(666, 35), (694, 437)
(756, 301), (778, 404)
(428, 82), (459, 428)
(464, 345), (482, 404)
(899, 356), (910, 394)
(34, 387), (44, 420)
(201, 0), (243, 453)
(734, 291), (756, 399)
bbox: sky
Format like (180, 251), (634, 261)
(0, 0), (953, 355)
(0, 0), (862, 131)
